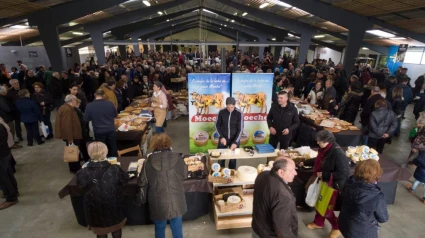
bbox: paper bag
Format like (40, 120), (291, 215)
(64, 146), (79, 162)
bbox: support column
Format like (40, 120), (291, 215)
(273, 37), (284, 61)
(143, 44), (149, 54)
(90, 30), (106, 65)
(129, 34), (140, 56)
(259, 46), (265, 60)
(298, 31), (313, 67)
(343, 27), (368, 75)
(248, 47), (253, 56)
(38, 24), (65, 71)
(221, 47), (226, 73)
(114, 35), (126, 58)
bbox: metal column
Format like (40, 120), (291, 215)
(90, 30), (106, 65)
(38, 24), (65, 71)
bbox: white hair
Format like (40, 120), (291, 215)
(0, 86), (7, 94)
(64, 94), (77, 103)
(9, 79), (18, 85)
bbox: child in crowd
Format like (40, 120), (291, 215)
(407, 127), (425, 203)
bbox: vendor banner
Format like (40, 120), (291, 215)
(232, 73), (273, 147)
(188, 73), (231, 153)
(387, 45), (403, 75)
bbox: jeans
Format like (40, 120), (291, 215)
(153, 216), (183, 238)
(24, 122), (42, 145)
(155, 126), (164, 133)
(0, 154), (18, 202)
(362, 125), (369, 145)
(95, 130), (118, 157)
(217, 140), (238, 170)
(411, 180), (425, 198)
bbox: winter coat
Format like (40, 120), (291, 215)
(387, 84), (413, 110)
(138, 151), (187, 220)
(334, 76), (349, 100)
(360, 94), (383, 126)
(323, 86), (337, 111)
(267, 102), (300, 138)
(215, 108), (244, 145)
(339, 91), (363, 124)
(368, 108), (398, 138)
(391, 97), (403, 116)
(55, 103), (82, 142)
(252, 171), (298, 238)
(414, 95), (425, 119)
(0, 94), (14, 123)
(49, 77), (63, 99)
(60, 77), (72, 95)
(77, 161), (128, 228)
(308, 87), (324, 106)
(304, 143), (350, 210)
(101, 85), (118, 109)
(338, 176), (389, 238)
(413, 151), (425, 183)
(128, 82), (143, 101)
(15, 97), (43, 123)
(31, 91), (55, 114)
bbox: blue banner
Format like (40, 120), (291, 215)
(387, 46), (403, 75)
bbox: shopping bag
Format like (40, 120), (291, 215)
(409, 127), (418, 140)
(315, 181), (338, 216)
(39, 122), (49, 138)
(305, 177), (321, 207)
(63, 145), (79, 162)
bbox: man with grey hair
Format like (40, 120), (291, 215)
(55, 94), (83, 173)
(252, 157), (298, 238)
(7, 79), (23, 141)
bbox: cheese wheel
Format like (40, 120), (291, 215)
(227, 195), (241, 204)
(361, 154), (369, 161)
(211, 163), (221, 172)
(268, 161), (275, 168)
(252, 130), (266, 144)
(212, 172), (221, 177)
(222, 168), (231, 177)
(369, 154), (379, 161)
(237, 166), (258, 182)
(345, 151), (353, 158)
(257, 164), (265, 172)
(360, 146), (370, 154)
(352, 153), (360, 162)
(217, 200), (225, 206)
(347, 146), (356, 153)
(370, 148), (378, 155)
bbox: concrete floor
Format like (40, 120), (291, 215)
(1, 105), (425, 238)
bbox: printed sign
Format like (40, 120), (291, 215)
(188, 73), (231, 153)
(232, 73), (273, 147)
(387, 46), (403, 75)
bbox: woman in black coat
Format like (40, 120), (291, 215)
(337, 81), (364, 124)
(138, 133), (186, 238)
(31, 82), (54, 139)
(128, 76), (144, 101)
(339, 160), (389, 238)
(301, 130), (350, 238)
(77, 142), (128, 238)
(391, 86), (403, 137)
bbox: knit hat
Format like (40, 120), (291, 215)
(226, 97), (236, 105)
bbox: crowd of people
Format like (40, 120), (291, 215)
(0, 49), (425, 238)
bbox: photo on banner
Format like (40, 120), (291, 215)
(387, 46), (403, 75)
(232, 73), (273, 147)
(188, 73), (231, 153)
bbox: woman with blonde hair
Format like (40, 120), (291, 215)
(338, 160), (388, 238)
(77, 142), (128, 238)
(138, 133), (186, 238)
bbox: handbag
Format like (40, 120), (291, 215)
(315, 175), (338, 216)
(63, 145), (79, 162)
(305, 177), (321, 207)
(135, 157), (149, 205)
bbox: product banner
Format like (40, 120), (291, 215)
(232, 73), (274, 147)
(387, 45), (403, 75)
(188, 73), (231, 153)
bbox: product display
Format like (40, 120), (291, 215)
(227, 195), (242, 204)
(184, 156), (205, 172)
(370, 148), (378, 155)
(240, 130), (250, 145)
(252, 130), (266, 144)
(212, 163), (221, 172)
(222, 168), (231, 177)
(212, 172), (221, 177)
(345, 146), (380, 162)
(211, 131), (219, 146)
(236, 166), (258, 182)
(193, 131), (209, 146)
(347, 146), (357, 153)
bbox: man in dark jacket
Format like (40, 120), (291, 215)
(0, 123), (19, 210)
(25, 70), (40, 94)
(6, 79), (23, 141)
(252, 158), (298, 238)
(50, 72), (64, 109)
(267, 91), (300, 149)
(0, 86), (19, 144)
(414, 94), (425, 119)
(214, 97), (243, 169)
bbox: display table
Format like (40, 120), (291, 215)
(297, 115), (362, 147)
(116, 128), (149, 156)
(290, 152), (411, 207)
(207, 148), (277, 230)
(58, 156), (212, 227)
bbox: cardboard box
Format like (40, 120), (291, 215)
(214, 187), (246, 213)
(208, 169), (235, 184)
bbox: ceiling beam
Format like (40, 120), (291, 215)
(85, 0), (192, 33)
(28, 0), (128, 27)
(74, 36), (115, 49)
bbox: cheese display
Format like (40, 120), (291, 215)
(240, 130), (250, 145)
(222, 168), (231, 177)
(345, 146), (379, 162)
(236, 166), (258, 182)
(184, 156), (204, 172)
(227, 195), (242, 204)
(211, 163), (221, 172)
(193, 131), (209, 146)
(211, 131), (219, 146)
(252, 130), (266, 144)
(347, 146), (357, 153)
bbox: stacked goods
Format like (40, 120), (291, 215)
(214, 187), (246, 213)
(236, 166), (258, 182)
(208, 163), (235, 183)
(184, 156), (205, 172)
(345, 146), (379, 163)
(114, 116), (149, 131)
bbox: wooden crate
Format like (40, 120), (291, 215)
(214, 187), (246, 213)
(208, 169), (235, 184)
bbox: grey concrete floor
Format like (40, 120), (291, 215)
(1, 106), (424, 238)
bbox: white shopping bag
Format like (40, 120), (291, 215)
(39, 122), (49, 138)
(305, 177), (321, 207)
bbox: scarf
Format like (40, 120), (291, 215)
(153, 90), (161, 97)
(314, 143), (333, 175)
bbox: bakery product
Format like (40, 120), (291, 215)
(237, 166), (258, 182)
(252, 130), (266, 144)
(370, 148), (378, 155)
(347, 146), (356, 153)
(193, 131), (209, 146)
(240, 130), (250, 145)
(352, 153), (360, 162)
